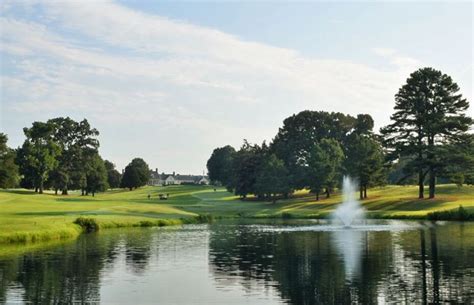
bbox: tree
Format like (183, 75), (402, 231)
(271, 111), (358, 189)
(345, 134), (385, 199)
(254, 154), (290, 203)
(381, 67), (472, 199)
(120, 158), (150, 190)
(438, 134), (474, 186)
(307, 138), (344, 200)
(48, 117), (100, 195)
(47, 168), (68, 195)
(17, 122), (61, 193)
(386, 156), (417, 185)
(206, 145), (236, 188)
(104, 160), (121, 189)
(232, 141), (267, 198)
(0, 133), (19, 188)
(85, 154), (108, 196)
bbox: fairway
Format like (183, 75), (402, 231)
(1, 184), (473, 245)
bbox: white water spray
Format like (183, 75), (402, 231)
(332, 176), (365, 227)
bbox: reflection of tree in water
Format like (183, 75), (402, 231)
(0, 259), (19, 302)
(209, 224), (392, 304)
(209, 223), (474, 305)
(0, 228), (156, 304)
(123, 229), (154, 275)
(209, 224), (277, 292)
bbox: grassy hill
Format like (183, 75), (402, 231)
(1, 184), (473, 245)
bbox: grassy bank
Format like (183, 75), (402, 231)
(1, 184), (473, 245)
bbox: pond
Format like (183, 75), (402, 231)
(0, 220), (473, 304)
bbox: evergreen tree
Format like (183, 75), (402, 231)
(381, 67), (472, 198)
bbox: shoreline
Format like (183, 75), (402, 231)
(1, 210), (472, 249)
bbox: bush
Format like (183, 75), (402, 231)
(74, 217), (100, 232)
(182, 214), (214, 224)
(281, 212), (294, 219)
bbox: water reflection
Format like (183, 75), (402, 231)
(0, 221), (473, 304)
(331, 229), (363, 280)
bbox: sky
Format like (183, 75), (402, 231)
(0, 0), (472, 174)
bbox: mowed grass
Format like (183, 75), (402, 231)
(0, 184), (473, 245)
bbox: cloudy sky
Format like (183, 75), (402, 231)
(1, 1), (472, 174)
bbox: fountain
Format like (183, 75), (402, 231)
(332, 176), (365, 227)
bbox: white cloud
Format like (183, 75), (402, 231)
(0, 0), (427, 172)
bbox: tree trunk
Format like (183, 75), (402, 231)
(359, 186), (363, 200)
(35, 187), (38, 193)
(129, 187), (132, 191)
(428, 135), (436, 199)
(363, 186), (367, 199)
(81, 189), (85, 196)
(55, 188), (58, 195)
(429, 171), (436, 199)
(39, 179), (44, 194)
(62, 188), (68, 195)
(418, 169), (424, 199)
(92, 191), (95, 197)
(326, 188), (330, 198)
(316, 192), (319, 201)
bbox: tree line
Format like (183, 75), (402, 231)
(207, 67), (473, 201)
(0, 117), (151, 195)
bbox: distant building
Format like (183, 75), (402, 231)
(148, 169), (209, 186)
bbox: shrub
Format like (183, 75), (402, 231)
(281, 212), (294, 219)
(74, 217), (100, 232)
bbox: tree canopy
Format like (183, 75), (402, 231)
(16, 122), (61, 193)
(0, 133), (19, 188)
(206, 145), (236, 187)
(307, 138), (344, 201)
(120, 158), (150, 190)
(381, 67), (472, 198)
(104, 160), (122, 189)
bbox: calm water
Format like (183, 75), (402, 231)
(0, 220), (473, 304)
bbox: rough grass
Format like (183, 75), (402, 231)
(0, 184), (473, 245)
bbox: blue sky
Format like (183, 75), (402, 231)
(1, 1), (472, 173)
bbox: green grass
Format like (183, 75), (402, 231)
(0, 184), (473, 245)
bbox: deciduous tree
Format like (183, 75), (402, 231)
(0, 133), (19, 188)
(254, 154), (290, 202)
(307, 139), (344, 200)
(120, 158), (150, 190)
(17, 122), (60, 193)
(206, 145), (236, 188)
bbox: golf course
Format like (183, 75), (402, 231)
(1, 184), (473, 247)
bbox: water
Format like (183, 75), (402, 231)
(1, 220), (474, 304)
(332, 176), (365, 227)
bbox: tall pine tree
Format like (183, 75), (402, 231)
(381, 67), (472, 198)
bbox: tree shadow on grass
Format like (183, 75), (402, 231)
(55, 198), (98, 203)
(363, 199), (449, 212)
(14, 211), (89, 216)
(3, 189), (42, 195)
